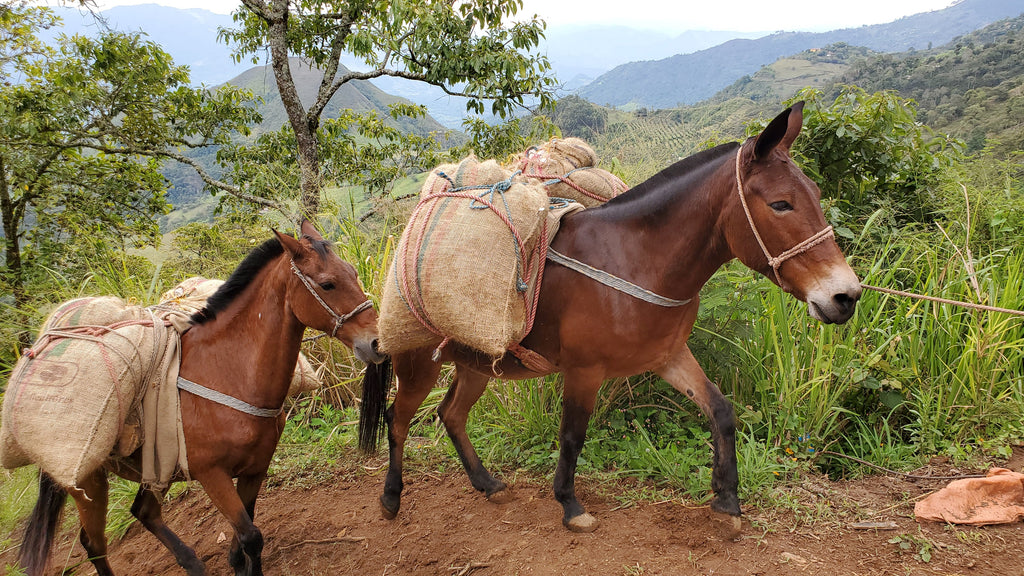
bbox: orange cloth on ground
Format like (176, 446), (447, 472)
(914, 468), (1024, 525)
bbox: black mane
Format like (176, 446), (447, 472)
(600, 142), (740, 210)
(190, 237), (284, 325)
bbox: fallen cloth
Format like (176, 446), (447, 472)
(914, 468), (1024, 525)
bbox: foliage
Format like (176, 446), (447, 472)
(217, 0), (558, 216)
(0, 5), (257, 319)
(774, 87), (963, 226)
(451, 114), (557, 164)
(550, 95), (608, 139)
(217, 103), (447, 220)
(836, 15), (1024, 154)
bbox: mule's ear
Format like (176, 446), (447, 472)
(299, 218), (323, 241)
(753, 101), (804, 160)
(274, 228), (303, 258)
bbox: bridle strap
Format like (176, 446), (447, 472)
(734, 148), (834, 289)
(290, 260), (374, 338)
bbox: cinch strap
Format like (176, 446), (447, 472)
(177, 376), (282, 418)
(547, 249), (691, 307)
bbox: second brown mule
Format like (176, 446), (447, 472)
(361, 102), (861, 533)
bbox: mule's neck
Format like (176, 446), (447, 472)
(564, 146), (740, 302)
(179, 258), (304, 410)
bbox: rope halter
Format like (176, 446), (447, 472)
(290, 260), (374, 338)
(733, 147), (834, 291)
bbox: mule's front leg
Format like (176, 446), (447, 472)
(381, 348), (442, 519)
(196, 469), (264, 576)
(553, 370), (602, 533)
(657, 347), (741, 532)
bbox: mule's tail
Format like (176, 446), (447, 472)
(358, 355), (392, 453)
(19, 472), (67, 576)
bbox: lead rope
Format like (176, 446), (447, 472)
(734, 148), (835, 290)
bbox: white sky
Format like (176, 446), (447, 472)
(59, 0), (958, 33)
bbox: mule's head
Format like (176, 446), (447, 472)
(275, 221), (386, 364)
(727, 102), (861, 324)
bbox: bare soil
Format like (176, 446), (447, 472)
(10, 448), (1024, 576)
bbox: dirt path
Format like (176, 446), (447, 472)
(14, 461), (1024, 576)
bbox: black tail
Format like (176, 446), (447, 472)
(358, 356), (392, 453)
(19, 472), (67, 576)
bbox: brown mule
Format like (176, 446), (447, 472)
(360, 102), (861, 533)
(17, 221), (387, 576)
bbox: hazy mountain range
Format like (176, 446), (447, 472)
(42, 0), (1024, 124)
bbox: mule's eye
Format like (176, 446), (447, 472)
(318, 282), (336, 291)
(769, 201), (793, 212)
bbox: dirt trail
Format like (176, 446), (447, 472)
(9, 459), (1024, 576)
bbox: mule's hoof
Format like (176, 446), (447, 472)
(712, 511), (742, 540)
(379, 496), (399, 520)
(486, 487), (514, 504)
(563, 512), (600, 533)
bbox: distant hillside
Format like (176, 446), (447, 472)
(833, 14), (1024, 153)
(578, 0), (1024, 109)
(227, 59), (449, 138)
(708, 43), (877, 105)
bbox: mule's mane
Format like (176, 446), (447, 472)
(190, 234), (333, 325)
(601, 141), (740, 209)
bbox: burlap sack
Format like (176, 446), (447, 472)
(380, 155), (550, 358)
(420, 155), (510, 198)
(0, 298), (163, 487)
(158, 277), (320, 396)
(518, 138), (627, 207)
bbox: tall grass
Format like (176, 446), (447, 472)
(693, 224), (1024, 474)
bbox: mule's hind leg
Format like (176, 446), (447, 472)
(380, 347), (442, 519)
(69, 470), (115, 576)
(131, 487), (206, 575)
(438, 367), (510, 502)
(657, 346), (741, 535)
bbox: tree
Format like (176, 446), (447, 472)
(769, 87), (962, 226)
(0, 5), (259, 307)
(219, 0), (557, 218)
(551, 95), (607, 139)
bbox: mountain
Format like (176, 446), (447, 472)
(833, 15), (1024, 153)
(43, 4), (766, 128)
(227, 60), (449, 138)
(578, 0), (1024, 109)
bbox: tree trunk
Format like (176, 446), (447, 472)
(266, 1), (322, 220)
(0, 163), (31, 345)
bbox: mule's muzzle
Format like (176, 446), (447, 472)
(355, 337), (387, 365)
(809, 285), (861, 324)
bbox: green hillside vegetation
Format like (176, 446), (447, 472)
(834, 15), (1024, 153)
(710, 43), (876, 105)
(577, 0), (1024, 109)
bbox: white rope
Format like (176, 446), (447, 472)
(733, 148), (835, 287)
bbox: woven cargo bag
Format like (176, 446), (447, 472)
(379, 155), (549, 358)
(518, 138), (627, 207)
(0, 297), (161, 487)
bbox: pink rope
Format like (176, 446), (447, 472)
(395, 183), (538, 358)
(520, 170), (610, 203)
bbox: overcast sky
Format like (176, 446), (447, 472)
(65, 0), (958, 33)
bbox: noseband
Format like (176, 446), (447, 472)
(734, 148), (834, 291)
(290, 260), (374, 338)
